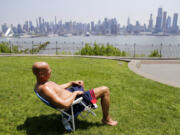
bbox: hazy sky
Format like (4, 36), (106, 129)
(1, 0), (180, 26)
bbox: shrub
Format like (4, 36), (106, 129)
(0, 42), (11, 53)
(30, 41), (50, 54)
(78, 43), (126, 56)
(149, 49), (160, 57)
(0, 42), (20, 53)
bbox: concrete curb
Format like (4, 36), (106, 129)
(128, 60), (180, 88)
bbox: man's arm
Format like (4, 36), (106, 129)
(59, 81), (73, 89)
(40, 86), (83, 109)
(59, 80), (84, 89)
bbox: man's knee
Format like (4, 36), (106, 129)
(101, 86), (110, 95)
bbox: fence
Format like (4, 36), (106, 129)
(2, 41), (180, 58)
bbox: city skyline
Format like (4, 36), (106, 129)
(1, 0), (180, 26)
(1, 7), (179, 37)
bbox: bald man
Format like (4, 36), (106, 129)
(32, 62), (117, 126)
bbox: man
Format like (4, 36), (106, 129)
(32, 61), (117, 126)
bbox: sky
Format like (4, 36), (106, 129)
(1, 0), (180, 26)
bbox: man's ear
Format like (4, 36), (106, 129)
(38, 72), (45, 78)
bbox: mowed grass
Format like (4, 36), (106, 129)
(0, 57), (180, 135)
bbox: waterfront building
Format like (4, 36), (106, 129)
(148, 14), (153, 32)
(126, 17), (131, 33)
(54, 16), (57, 25)
(17, 24), (23, 34)
(155, 8), (163, 33)
(29, 21), (34, 32)
(166, 16), (171, 33)
(110, 18), (118, 35)
(36, 18), (39, 28)
(23, 21), (29, 32)
(1, 23), (8, 33)
(162, 12), (167, 32)
(172, 13), (179, 33)
(91, 21), (95, 32)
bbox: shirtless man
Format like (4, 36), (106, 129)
(32, 61), (117, 126)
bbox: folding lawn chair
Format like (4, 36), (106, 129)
(34, 88), (97, 132)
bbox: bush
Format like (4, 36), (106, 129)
(0, 42), (20, 53)
(30, 41), (50, 54)
(0, 42), (11, 53)
(149, 49), (160, 57)
(0, 41), (50, 54)
(78, 43), (126, 56)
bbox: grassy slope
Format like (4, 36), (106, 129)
(0, 57), (179, 135)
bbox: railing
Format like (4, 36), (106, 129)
(2, 41), (180, 58)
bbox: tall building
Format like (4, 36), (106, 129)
(155, 8), (163, 32)
(166, 16), (171, 32)
(29, 21), (34, 32)
(172, 13), (179, 33)
(55, 16), (57, 25)
(148, 14), (153, 32)
(39, 17), (42, 27)
(17, 24), (23, 34)
(127, 17), (130, 27)
(162, 12), (167, 32)
(23, 21), (29, 32)
(126, 17), (131, 33)
(1, 23), (8, 33)
(36, 18), (39, 27)
(91, 21), (95, 33)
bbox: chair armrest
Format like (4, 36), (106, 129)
(72, 97), (83, 105)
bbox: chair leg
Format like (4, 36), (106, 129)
(71, 106), (75, 131)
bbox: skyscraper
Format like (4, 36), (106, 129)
(55, 16), (57, 25)
(1, 23), (8, 33)
(148, 14), (153, 32)
(127, 17), (130, 27)
(90, 21), (94, 32)
(162, 12), (167, 32)
(166, 16), (171, 32)
(126, 17), (131, 33)
(172, 13), (178, 33)
(155, 8), (163, 32)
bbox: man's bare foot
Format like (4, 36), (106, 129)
(102, 119), (118, 126)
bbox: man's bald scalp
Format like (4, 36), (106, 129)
(32, 62), (49, 75)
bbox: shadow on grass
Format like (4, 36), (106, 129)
(17, 113), (103, 135)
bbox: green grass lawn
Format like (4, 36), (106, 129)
(0, 57), (180, 135)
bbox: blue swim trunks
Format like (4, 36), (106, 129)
(66, 85), (97, 116)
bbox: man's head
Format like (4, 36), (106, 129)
(32, 62), (52, 82)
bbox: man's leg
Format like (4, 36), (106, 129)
(93, 86), (117, 126)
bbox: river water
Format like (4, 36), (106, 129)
(1, 35), (180, 57)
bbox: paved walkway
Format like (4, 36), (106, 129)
(128, 60), (180, 88)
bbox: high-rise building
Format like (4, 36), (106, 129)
(17, 24), (23, 34)
(91, 21), (95, 32)
(166, 16), (171, 32)
(127, 17), (130, 27)
(172, 13), (178, 33)
(36, 18), (39, 27)
(1, 23), (8, 33)
(39, 17), (42, 26)
(126, 17), (131, 33)
(155, 8), (163, 32)
(148, 14), (153, 32)
(29, 21), (34, 32)
(162, 12), (167, 32)
(55, 16), (57, 25)
(23, 21), (29, 32)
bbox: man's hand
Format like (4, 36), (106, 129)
(72, 80), (84, 88)
(74, 91), (84, 96)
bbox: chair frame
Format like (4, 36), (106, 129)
(34, 89), (97, 132)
